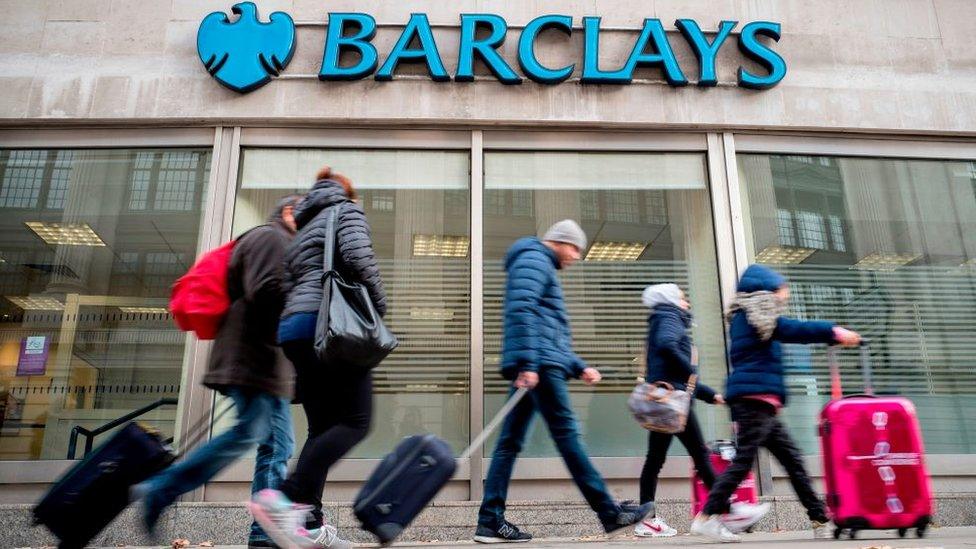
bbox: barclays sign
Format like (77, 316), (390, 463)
(198, 2), (786, 94)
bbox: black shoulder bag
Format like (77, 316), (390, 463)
(313, 205), (398, 371)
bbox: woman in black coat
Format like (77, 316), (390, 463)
(634, 283), (723, 538)
(251, 166), (386, 549)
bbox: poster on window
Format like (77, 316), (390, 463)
(16, 336), (49, 376)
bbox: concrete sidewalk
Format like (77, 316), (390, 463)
(81, 526), (976, 549)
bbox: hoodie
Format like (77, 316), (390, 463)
(724, 265), (836, 404)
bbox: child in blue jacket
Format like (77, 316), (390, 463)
(691, 265), (861, 542)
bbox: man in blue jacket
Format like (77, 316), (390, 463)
(474, 220), (653, 544)
(692, 264), (861, 542)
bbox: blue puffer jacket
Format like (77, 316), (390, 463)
(645, 304), (716, 404)
(499, 238), (586, 381)
(725, 265), (837, 405)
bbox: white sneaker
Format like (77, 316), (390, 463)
(299, 524), (353, 549)
(691, 514), (741, 543)
(721, 502), (771, 533)
(634, 516), (677, 537)
(248, 489), (317, 549)
(811, 520), (833, 539)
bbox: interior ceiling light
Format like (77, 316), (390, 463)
(851, 252), (921, 271)
(26, 221), (106, 247)
(584, 241), (647, 262)
(755, 245), (816, 265)
(409, 307), (455, 321)
(119, 307), (170, 315)
(6, 295), (64, 311)
(412, 234), (469, 258)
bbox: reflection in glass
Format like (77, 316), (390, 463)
(0, 148), (210, 460)
(483, 151), (727, 457)
(739, 154), (976, 454)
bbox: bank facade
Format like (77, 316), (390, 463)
(1, 0), (976, 534)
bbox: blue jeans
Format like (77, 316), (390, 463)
(478, 368), (617, 528)
(250, 397), (294, 542)
(142, 388), (283, 524)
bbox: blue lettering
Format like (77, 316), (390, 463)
(457, 14), (521, 84)
(517, 15), (574, 85)
(583, 18), (686, 85)
(676, 19), (737, 87)
(376, 13), (450, 82)
(319, 13), (377, 81)
(737, 21), (787, 90)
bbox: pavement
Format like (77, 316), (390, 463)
(81, 526), (976, 549)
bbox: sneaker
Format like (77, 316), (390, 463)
(634, 516), (677, 537)
(248, 489), (318, 549)
(811, 520), (833, 539)
(691, 513), (741, 543)
(721, 502), (771, 533)
(602, 501), (655, 534)
(473, 521), (533, 543)
(298, 524), (353, 549)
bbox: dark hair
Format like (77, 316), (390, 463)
(270, 193), (304, 220)
(316, 165), (357, 200)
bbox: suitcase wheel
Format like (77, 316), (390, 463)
(832, 527), (842, 540)
(898, 528), (908, 538)
(916, 525), (927, 538)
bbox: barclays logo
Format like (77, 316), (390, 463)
(197, 3), (786, 93)
(197, 2), (296, 93)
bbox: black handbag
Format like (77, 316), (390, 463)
(314, 205), (397, 370)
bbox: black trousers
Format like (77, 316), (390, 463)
(279, 340), (373, 527)
(639, 409), (715, 505)
(702, 399), (827, 522)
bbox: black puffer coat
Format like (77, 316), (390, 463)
(281, 179), (387, 319)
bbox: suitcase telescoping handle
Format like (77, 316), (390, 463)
(459, 387), (529, 460)
(827, 339), (873, 399)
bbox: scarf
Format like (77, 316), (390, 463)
(726, 291), (785, 341)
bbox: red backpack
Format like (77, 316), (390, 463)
(170, 241), (236, 340)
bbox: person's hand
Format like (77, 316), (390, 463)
(515, 371), (539, 389)
(713, 394), (726, 405)
(581, 367), (602, 385)
(833, 326), (862, 347)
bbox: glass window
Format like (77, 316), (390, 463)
(234, 148), (470, 457)
(739, 154), (976, 454)
(0, 148), (210, 460)
(483, 151), (727, 457)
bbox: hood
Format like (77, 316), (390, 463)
(293, 180), (349, 230)
(642, 283), (684, 310)
(504, 237), (559, 270)
(737, 264), (787, 293)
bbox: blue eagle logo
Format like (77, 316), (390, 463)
(197, 2), (296, 93)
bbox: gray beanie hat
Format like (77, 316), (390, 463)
(543, 219), (588, 251)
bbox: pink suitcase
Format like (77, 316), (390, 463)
(819, 342), (932, 539)
(691, 440), (758, 517)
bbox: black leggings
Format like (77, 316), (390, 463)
(279, 340), (373, 527)
(639, 409), (715, 505)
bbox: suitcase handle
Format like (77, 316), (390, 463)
(827, 339), (872, 399)
(459, 387), (528, 460)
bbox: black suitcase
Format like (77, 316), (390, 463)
(355, 388), (528, 546)
(34, 403), (233, 549)
(33, 422), (176, 549)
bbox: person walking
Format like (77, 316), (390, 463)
(250, 167), (386, 549)
(634, 283), (725, 538)
(135, 194), (304, 549)
(473, 220), (653, 544)
(691, 264), (861, 542)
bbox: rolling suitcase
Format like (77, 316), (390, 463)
(819, 341), (932, 539)
(34, 403), (232, 549)
(355, 387), (528, 546)
(691, 440), (758, 517)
